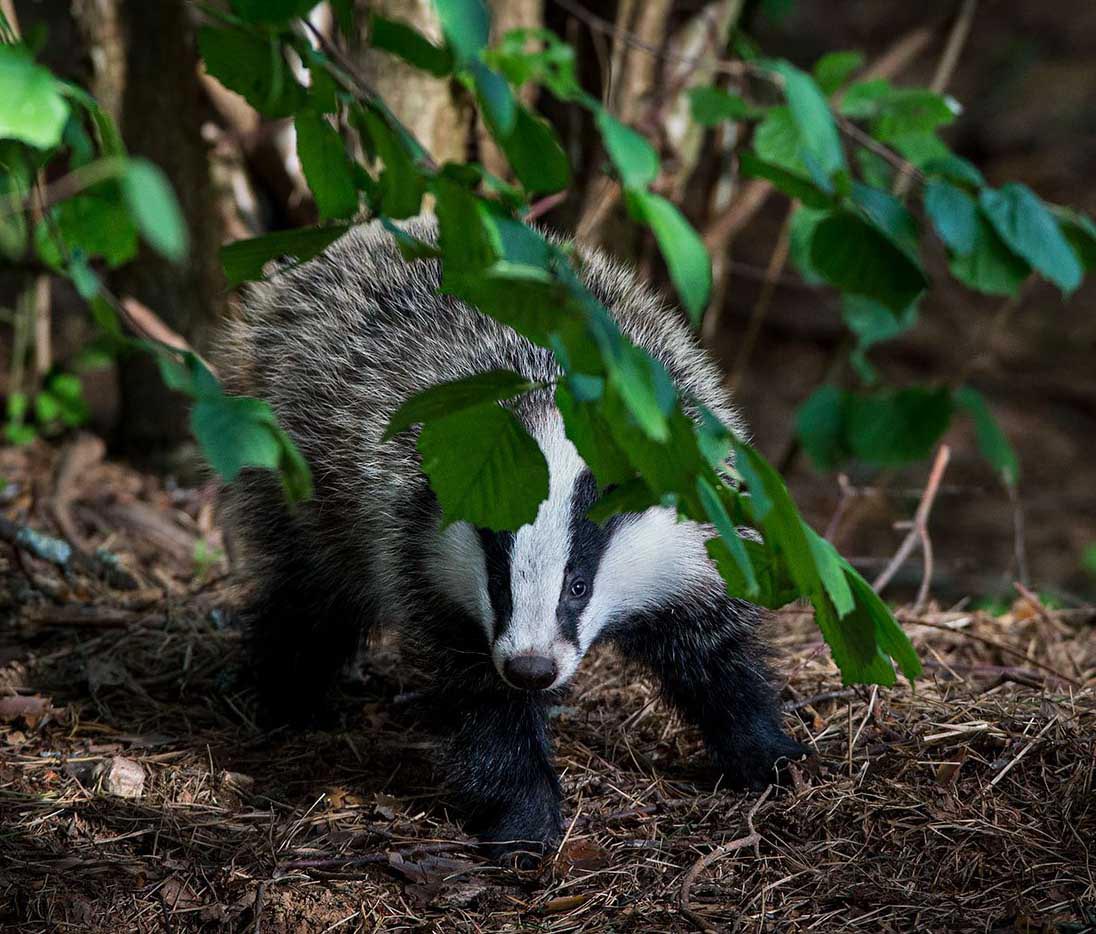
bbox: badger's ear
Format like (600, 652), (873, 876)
(579, 510), (716, 647)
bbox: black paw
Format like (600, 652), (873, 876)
(476, 799), (563, 869)
(713, 731), (809, 791)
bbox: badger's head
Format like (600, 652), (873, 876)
(428, 405), (719, 691)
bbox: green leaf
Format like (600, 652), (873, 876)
(587, 477), (659, 524)
(787, 205), (827, 283)
(697, 477), (758, 598)
(491, 103), (570, 195)
(840, 562), (921, 681)
(596, 109), (658, 189)
(796, 385), (847, 470)
(626, 189), (711, 324)
(121, 159), (189, 262)
(488, 27), (580, 99)
(738, 150), (833, 209)
(842, 295), (918, 382)
(198, 26), (305, 118)
(35, 187), (138, 269)
(733, 441), (822, 605)
(229, 0), (318, 23)
(854, 146), (894, 190)
(813, 50), (863, 95)
(435, 0), (490, 64)
(799, 385), (953, 469)
(773, 61), (845, 179)
(922, 154), (985, 188)
(295, 111), (358, 220)
(947, 210), (1030, 297)
(838, 79), (892, 119)
(924, 177), (978, 255)
(806, 526), (854, 617)
(370, 13), (453, 76)
(330, 0), (354, 36)
(979, 184), (1083, 293)
(846, 387), (953, 466)
(220, 224), (350, 288)
(753, 106), (805, 173)
(356, 105), (427, 218)
(872, 89), (957, 141)
(417, 402), (549, 531)
(192, 394), (282, 483)
(1055, 207), (1096, 271)
(556, 383), (635, 487)
(809, 210), (927, 311)
(954, 386), (1019, 486)
(385, 369), (535, 439)
(850, 181), (919, 259)
(472, 61), (516, 135)
(0, 45), (69, 148)
(688, 86), (753, 125)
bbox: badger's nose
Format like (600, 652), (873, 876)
(503, 654), (558, 690)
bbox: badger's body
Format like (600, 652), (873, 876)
(218, 218), (804, 860)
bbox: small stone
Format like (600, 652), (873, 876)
(99, 756), (145, 798)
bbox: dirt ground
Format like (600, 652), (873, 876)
(1, 438), (1094, 933)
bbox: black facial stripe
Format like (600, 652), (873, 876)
(558, 470), (621, 645)
(478, 529), (513, 640)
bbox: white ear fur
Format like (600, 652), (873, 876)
(579, 509), (718, 650)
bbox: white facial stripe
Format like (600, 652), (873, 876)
(430, 520), (493, 640)
(578, 508), (717, 650)
(492, 412), (584, 684)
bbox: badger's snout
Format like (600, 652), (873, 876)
(502, 653), (558, 690)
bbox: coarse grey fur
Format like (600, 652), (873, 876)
(216, 216), (804, 862)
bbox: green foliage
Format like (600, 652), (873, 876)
(295, 111), (359, 220)
(121, 159), (189, 262)
(3, 371), (90, 443)
(773, 61), (845, 182)
(158, 352), (312, 502)
(197, 26), (305, 118)
(0, 45), (69, 148)
(809, 211), (926, 311)
(954, 386), (1019, 487)
(219, 225), (352, 288)
(369, 14), (454, 76)
(688, 86), (753, 125)
(384, 370), (537, 439)
(979, 183), (1082, 293)
(812, 50), (863, 95)
(924, 177), (978, 254)
(417, 402), (549, 531)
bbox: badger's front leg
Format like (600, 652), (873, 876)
(440, 676), (563, 863)
(614, 601), (806, 790)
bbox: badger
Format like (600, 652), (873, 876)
(217, 217), (806, 861)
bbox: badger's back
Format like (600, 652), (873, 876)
(216, 217), (741, 616)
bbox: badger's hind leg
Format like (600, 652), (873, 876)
(242, 563), (368, 726)
(614, 602), (807, 790)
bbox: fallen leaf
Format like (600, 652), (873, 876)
(542, 894), (590, 913)
(387, 851), (474, 885)
(558, 837), (610, 871)
(0, 694), (55, 728)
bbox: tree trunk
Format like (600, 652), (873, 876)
(111, 0), (225, 459)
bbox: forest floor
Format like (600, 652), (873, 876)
(0, 437), (1094, 933)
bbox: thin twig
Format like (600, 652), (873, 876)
(728, 202), (794, 392)
(898, 615), (1084, 689)
(873, 445), (951, 596)
(680, 787), (770, 932)
(893, 0), (977, 196)
(986, 715), (1058, 790)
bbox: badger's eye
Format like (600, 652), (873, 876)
(569, 579), (588, 599)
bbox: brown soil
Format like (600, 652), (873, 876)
(1, 439), (1093, 932)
